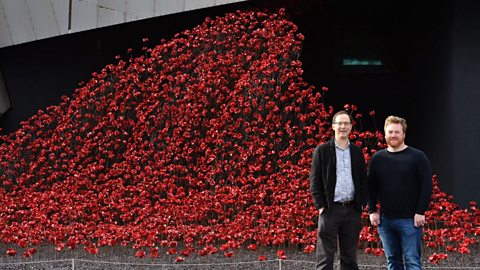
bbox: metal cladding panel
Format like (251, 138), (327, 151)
(0, 0), (246, 48)
(157, 0), (185, 16)
(125, 0), (155, 22)
(216, 0), (244, 5)
(71, 0), (99, 32)
(185, 0), (215, 11)
(29, 0), (61, 39)
(0, 5), (12, 47)
(2, 0), (35, 45)
(98, 0), (126, 28)
(51, 0), (70, 35)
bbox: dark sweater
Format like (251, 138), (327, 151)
(368, 147), (432, 219)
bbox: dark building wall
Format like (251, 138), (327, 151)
(450, 0), (480, 206)
(403, 1), (454, 202)
(297, 0), (477, 206)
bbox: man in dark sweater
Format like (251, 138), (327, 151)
(368, 116), (432, 270)
(310, 110), (367, 270)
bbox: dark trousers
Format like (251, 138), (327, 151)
(316, 204), (361, 270)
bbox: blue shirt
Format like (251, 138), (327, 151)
(334, 140), (355, 202)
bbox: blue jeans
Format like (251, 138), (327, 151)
(378, 216), (422, 270)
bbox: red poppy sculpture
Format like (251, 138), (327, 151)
(0, 9), (477, 263)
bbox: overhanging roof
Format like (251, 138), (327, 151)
(0, 0), (246, 48)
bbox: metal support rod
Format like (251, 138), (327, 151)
(68, 0), (73, 32)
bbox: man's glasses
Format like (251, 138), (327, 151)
(333, 122), (352, 126)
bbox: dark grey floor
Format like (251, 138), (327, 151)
(0, 244), (478, 270)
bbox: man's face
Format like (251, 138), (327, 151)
(332, 114), (352, 140)
(385, 123), (406, 148)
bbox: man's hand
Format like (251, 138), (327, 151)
(319, 207), (325, 215)
(369, 212), (380, 226)
(414, 214), (426, 227)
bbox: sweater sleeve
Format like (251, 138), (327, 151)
(309, 146), (325, 210)
(367, 155), (379, 213)
(415, 151), (433, 215)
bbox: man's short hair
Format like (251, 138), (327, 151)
(332, 110), (352, 123)
(384, 115), (407, 133)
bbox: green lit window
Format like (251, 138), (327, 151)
(343, 58), (383, 66)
